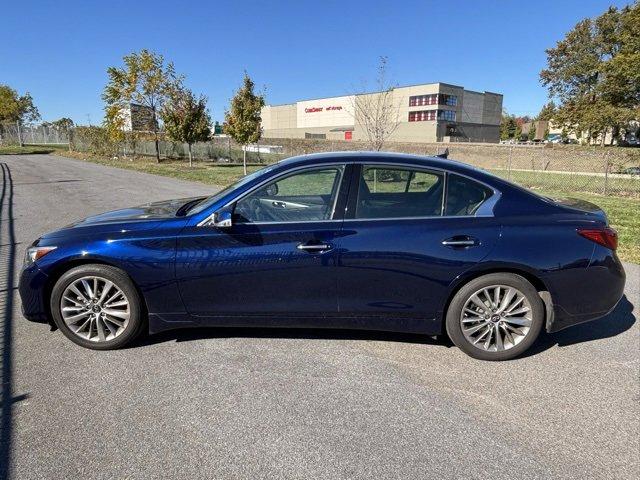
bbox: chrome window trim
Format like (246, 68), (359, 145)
(198, 160), (502, 227)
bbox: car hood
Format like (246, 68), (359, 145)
(38, 197), (206, 242)
(67, 196), (205, 227)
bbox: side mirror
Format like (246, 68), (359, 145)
(213, 209), (233, 229)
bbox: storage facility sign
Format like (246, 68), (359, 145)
(297, 96), (355, 128)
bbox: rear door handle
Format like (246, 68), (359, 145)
(297, 242), (332, 253)
(442, 236), (479, 248)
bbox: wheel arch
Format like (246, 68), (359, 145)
(438, 264), (553, 334)
(43, 258), (149, 328)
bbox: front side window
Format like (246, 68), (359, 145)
(444, 174), (494, 216)
(355, 166), (444, 219)
(234, 167), (344, 223)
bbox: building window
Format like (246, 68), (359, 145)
(305, 132), (326, 139)
(408, 110), (437, 122)
(409, 94), (458, 107)
(409, 94), (438, 107)
(409, 110), (456, 122)
(438, 110), (456, 121)
(440, 94), (457, 106)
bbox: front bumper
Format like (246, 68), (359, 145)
(18, 263), (50, 323)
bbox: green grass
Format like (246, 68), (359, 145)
(57, 151), (267, 186)
(490, 168), (640, 198)
(0, 144), (68, 155)
(54, 151), (639, 264)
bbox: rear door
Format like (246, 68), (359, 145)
(336, 164), (501, 330)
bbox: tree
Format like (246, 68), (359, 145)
(352, 56), (400, 151)
(162, 88), (211, 167)
(0, 84), (40, 146)
(103, 49), (182, 162)
(500, 112), (518, 140)
(224, 73), (265, 175)
(540, 3), (639, 145)
(104, 103), (127, 155)
(51, 117), (74, 131)
(537, 101), (556, 121)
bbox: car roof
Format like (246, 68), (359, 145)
(277, 151), (499, 183)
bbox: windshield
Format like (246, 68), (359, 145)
(186, 165), (276, 216)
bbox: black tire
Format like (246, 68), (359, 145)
(445, 273), (544, 361)
(50, 264), (145, 350)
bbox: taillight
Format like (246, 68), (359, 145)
(577, 227), (618, 250)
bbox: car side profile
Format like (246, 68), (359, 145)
(19, 152), (625, 360)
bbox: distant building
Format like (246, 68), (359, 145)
(212, 121), (224, 135)
(121, 103), (156, 132)
(522, 120), (549, 141)
(261, 82), (503, 143)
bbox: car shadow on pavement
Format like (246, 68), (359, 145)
(134, 295), (636, 356)
(523, 294), (636, 357)
(133, 325), (451, 349)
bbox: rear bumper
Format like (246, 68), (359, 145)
(546, 250), (626, 333)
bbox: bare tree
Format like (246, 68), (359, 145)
(352, 57), (400, 151)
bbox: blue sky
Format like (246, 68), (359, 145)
(0, 0), (632, 124)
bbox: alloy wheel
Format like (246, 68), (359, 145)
(460, 284), (532, 352)
(60, 276), (130, 342)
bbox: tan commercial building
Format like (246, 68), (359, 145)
(261, 82), (503, 143)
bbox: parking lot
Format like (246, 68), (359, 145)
(1, 154), (638, 479)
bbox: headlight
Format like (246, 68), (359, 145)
(24, 246), (57, 265)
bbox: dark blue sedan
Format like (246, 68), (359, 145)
(19, 152), (625, 360)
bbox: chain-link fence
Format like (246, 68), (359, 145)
(488, 145), (638, 198)
(277, 139), (640, 198)
(262, 139), (640, 198)
(0, 123), (70, 145)
(67, 128), (284, 165)
(73, 134), (640, 198)
(4, 124), (638, 198)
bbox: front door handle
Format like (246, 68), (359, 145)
(297, 242), (332, 253)
(442, 236), (479, 248)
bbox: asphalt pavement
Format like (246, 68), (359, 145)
(1, 154), (638, 479)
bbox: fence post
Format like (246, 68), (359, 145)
(602, 151), (610, 196)
(508, 145), (513, 180)
(16, 122), (24, 147)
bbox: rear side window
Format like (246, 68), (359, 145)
(355, 166), (444, 219)
(444, 174), (494, 216)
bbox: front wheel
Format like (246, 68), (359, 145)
(445, 273), (544, 361)
(50, 264), (145, 350)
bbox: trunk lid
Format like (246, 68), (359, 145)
(546, 196), (608, 223)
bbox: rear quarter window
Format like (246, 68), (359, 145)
(445, 174), (494, 216)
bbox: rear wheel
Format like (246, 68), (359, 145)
(50, 264), (144, 350)
(445, 273), (544, 361)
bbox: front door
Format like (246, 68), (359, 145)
(175, 164), (349, 323)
